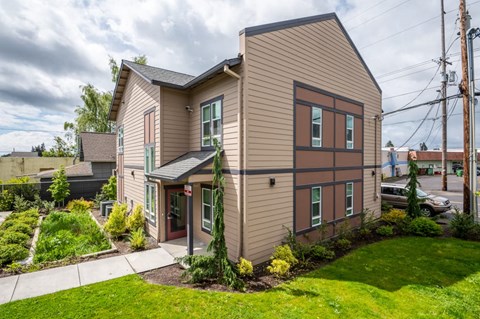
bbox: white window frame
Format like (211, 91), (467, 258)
(346, 182), (354, 216)
(144, 183), (156, 223)
(312, 186), (322, 227)
(201, 98), (222, 148)
(144, 144), (155, 174)
(117, 126), (124, 153)
(312, 107), (322, 147)
(346, 115), (354, 149)
(201, 187), (214, 232)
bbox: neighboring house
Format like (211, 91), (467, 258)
(9, 151), (39, 158)
(409, 150), (477, 174)
(109, 13), (382, 264)
(0, 156), (74, 181)
(381, 147), (409, 178)
(37, 132), (116, 201)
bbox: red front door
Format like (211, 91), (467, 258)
(166, 188), (187, 240)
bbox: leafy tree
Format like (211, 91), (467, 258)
(31, 143), (46, 156)
(42, 137), (74, 157)
(420, 142), (428, 151)
(385, 140), (394, 147)
(109, 54), (148, 84)
(406, 160), (421, 218)
(48, 166), (70, 206)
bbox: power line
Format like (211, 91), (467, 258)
(347, 0), (413, 31)
(379, 66), (439, 84)
(383, 86), (441, 100)
(383, 93), (463, 116)
(394, 102), (437, 150)
(343, 0), (392, 23)
(0, 128), (65, 134)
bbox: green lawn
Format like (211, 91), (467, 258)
(1, 237), (480, 318)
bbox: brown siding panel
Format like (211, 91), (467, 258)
(296, 104), (311, 147)
(335, 169), (362, 182)
(336, 99), (362, 116)
(322, 185), (334, 222)
(335, 113), (346, 148)
(296, 87), (334, 107)
(335, 183), (346, 217)
(354, 182), (362, 214)
(323, 110), (334, 148)
(296, 171), (334, 186)
(296, 150), (334, 168)
(336, 152), (362, 167)
(295, 189), (310, 231)
(354, 118), (363, 150)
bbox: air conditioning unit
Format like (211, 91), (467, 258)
(100, 200), (116, 217)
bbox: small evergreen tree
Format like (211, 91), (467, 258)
(47, 166), (70, 207)
(406, 160), (421, 218)
(385, 140), (394, 148)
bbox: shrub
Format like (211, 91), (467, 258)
(267, 259), (290, 278)
(1, 222), (33, 235)
(4, 177), (38, 202)
(310, 245), (335, 260)
(66, 198), (93, 214)
(381, 200), (393, 213)
(104, 203), (127, 238)
(101, 176), (117, 200)
(409, 217), (443, 237)
(237, 257), (253, 277)
(14, 208), (40, 219)
(0, 244), (29, 266)
(376, 225), (394, 237)
(335, 238), (352, 251)
(449, 210), (475, 239)
(381, 209), (407, 225)
(129, 228), (147, 251)
(271, 244), (298, 266)
(48, 166), (70, 206)
(126, 204), (145, 231)
(13, 195), (34, 212)
(337, 220), (352, 240)
(0, 190), (14, 211)
(0, 231), (30, 247)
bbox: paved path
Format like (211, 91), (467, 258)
(0, 211), (12, 226)
(0, 248), (175, 304)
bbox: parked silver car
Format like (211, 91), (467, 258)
(380, 183), (451, 216)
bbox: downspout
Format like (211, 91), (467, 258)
(223, 64), (243, 260)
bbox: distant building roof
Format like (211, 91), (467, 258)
(10, 152), (38, 158)
(37, 162), (93, 179)
(412, 151), (480, 161)
(79, 132), (116, 163)
(147, 150), (220, 182)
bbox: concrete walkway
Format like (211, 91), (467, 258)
(0, 248), (175, 304)
(0, 211), (12, 226)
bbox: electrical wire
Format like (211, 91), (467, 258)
(343, 0), (393, 23)
(347, 0), (412, 31)
(394, 102), (437, 150)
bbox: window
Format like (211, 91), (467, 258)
(312, 187), (322, 226)
(117, 126), (124, 153)
(201, 98), (222, 147)
(202, 188), (214, 231)
(346, 182), (353, 216)
(346, 115), (354, 149)
(144, 145), (155, 174)
(312, 107), (322, 147)
(144, 183), (156, 223)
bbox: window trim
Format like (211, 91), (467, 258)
(144, 183), (156, 226)
(200, 95), (223, 150)
(311, 186), (322, 227)
(346, 115), (354, 149)
(201, 186), (214, 233)
(346, 182), (354, 216)
(311, 107), (322, 147)
(117, 126), (124, 154)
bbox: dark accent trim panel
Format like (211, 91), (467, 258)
(295, 178), (362, 190)
(295, 211), (362, 236)
(124, 165), (144, 170)
(296, 99), (363, 118)
(364, 164), (382, 169)
(296, 146), (362, 153)
(293, 81), (297, 233)
(295, 81), (364, 107)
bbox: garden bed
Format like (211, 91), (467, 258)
(33, 210), (111, 263)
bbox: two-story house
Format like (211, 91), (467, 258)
(108, 13), (382, 265)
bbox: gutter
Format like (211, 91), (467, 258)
(223, 63), (244, 260)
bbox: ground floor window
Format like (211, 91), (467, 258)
(312, 186), (322, 226)
(202, 187), (214, 232)
(145, 183), (156, 224)
(346, 182), (353, 216)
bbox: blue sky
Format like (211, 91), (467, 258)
(1, 0), (480, 154)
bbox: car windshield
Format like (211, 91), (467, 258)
(416, 189), (428, 198)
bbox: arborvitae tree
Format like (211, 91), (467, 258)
(406, 160), (421, 218)
(385, 140), (394, 147)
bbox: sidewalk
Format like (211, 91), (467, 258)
(0, 247), (175, 304)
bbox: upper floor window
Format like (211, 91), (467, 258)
(346, 115), (354, 149)
(144, 110), (155, 174)
(312, 107), (322, 147)
(312, 186), (322, 226)
(201, 97), (222, 148)
(117, 126), (124, 153)
(346, 182), (353, 216)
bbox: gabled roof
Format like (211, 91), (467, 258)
(109, 58), (242, 120)
(79, 132), (116, 163)
(37, 162), (93, 179)
(240, 13), (381, 94)
(147, 150), (220, 182)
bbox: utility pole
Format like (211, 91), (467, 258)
(460, 0), (471, 213)
(441, 0), (448, 191)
